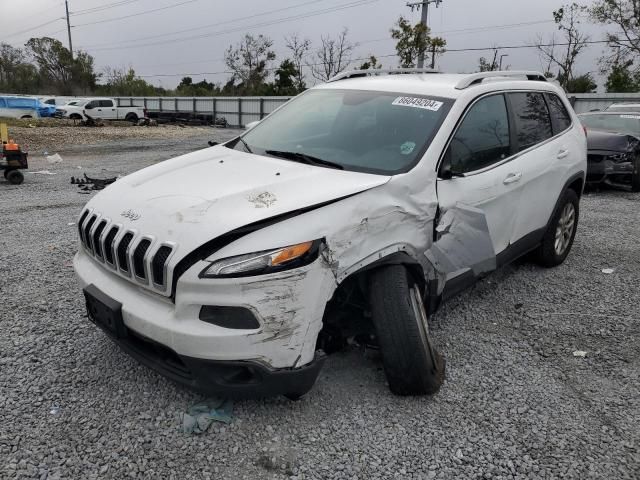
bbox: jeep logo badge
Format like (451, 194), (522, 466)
(120, 209), (141, 221)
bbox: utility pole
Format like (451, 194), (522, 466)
(65, 0), (73, 58)
(499, 54), (509, 70)
(406, 0), (442, 68)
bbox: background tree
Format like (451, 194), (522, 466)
(536, 3), (589, 90)
(224, 34), (276, 95)
(591, 0), (640, 68)
(271, 59), (303, 95)
(0, 43), (40, 93)
(99, 67), (163, 96)
(25, 37), (97, 94)
(605, 60), (640, 91)
(478, 50), (499, 72)
(564, 72), (597, 92)
(359, 55), (382, 70)
(176, 76), (219, 96)
(285, 34), (311, 91)
(391, 17), (446, 68)
(309, 28), (355, 81)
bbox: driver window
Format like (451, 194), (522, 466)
(449, 94), (511, 173)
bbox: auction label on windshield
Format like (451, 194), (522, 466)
(620, 114), (640, 119)
(392, 96), (443, 111)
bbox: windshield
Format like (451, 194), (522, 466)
(579, 113), (640, 136)
(230, 89), (452, 174)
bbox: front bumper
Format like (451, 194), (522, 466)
(587, 153), (634, 178)
(74, 248), (336, 397)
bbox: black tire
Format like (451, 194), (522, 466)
(69, 114), (82, 120)
(535, 188), (579, 267)
(3, 169), (8, 179)
(631, 154), (640, 192)
(6, 170), (24, 185)
(20, 115), (32, 119)
(369, 265), (445, 396)
(125, 113), (138, 123)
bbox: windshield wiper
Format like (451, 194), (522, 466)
(237, 137), (253, 153)
(265, 150), (344, 170)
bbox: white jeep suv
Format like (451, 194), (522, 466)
(74, 70), (586, 398)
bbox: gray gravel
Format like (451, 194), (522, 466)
(1, 130), (639, 479)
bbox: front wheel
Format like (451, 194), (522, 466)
(369, 265), (445, 396)
(535, 188), (579, 267)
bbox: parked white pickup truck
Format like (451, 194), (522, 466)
(59, 98), (146, 123)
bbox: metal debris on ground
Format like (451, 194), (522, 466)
(601, 268), (615, 274)
(573, 350), (588, 358)
(181, 397), (233, 434)
(46, 153), (63, 164)
(71, 173), (117, 192)
(30, 170), (56, 175)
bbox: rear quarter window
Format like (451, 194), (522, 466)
(0, 98), (6, 108)
(508, 92), (553, 152)
(6, 98), (36, 109)
(546, 94), (572, 133)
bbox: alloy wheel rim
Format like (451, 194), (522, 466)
(554, 203), (575, 256)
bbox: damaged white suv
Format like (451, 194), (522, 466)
(74, 70), (586, 398)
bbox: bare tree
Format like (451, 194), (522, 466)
(309, 28), (356, 81)
(285, 33), (311, 91)
(224, 34), (275, 93)
(535, 3), (589, 89)
(590, 0), (640, 70)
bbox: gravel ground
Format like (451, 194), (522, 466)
(1, 130), (639, 479)
(9, 121), (219, 154)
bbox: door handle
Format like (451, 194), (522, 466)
(557, 149), (569, 159)
(503, 172), (522, 184)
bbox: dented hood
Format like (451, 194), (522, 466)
(86, 146), (390, 258)
(586, 128), (640, 153)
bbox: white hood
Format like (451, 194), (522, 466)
(85, 145), (390, 259)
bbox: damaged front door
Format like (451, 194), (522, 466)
(437, 93), (522, 257)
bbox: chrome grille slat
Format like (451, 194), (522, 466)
(77, 208), (176, 295)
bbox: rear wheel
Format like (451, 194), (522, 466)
(125, 113), (138, 123)
(369, 265), (445, 396)
(631, 154), (640, 192)
(535, 188), (579, 267)
(6, 170), (24, 185)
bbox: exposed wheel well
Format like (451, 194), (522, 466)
(317, 257), (427, 354)
(567, 177), (584, 198)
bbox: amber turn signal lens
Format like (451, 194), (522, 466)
(271, 241), (313, 266)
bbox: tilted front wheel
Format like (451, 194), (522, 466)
(369, 265), (445, 396)
(6, 170), (24, 185)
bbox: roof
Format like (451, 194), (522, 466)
(315, 70), (557, 99)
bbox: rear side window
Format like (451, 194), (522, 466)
(0, 98), (6, 108)
(508, 92), (553, 152)
(546, 94), (572, 133)
(448, 94), (511, 173)
(99, 100), (113, 107)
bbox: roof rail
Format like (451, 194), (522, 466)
(327, 68), (440, 83)
(455, 71), (547, 90)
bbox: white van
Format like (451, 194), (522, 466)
(74, 70), (587, 398)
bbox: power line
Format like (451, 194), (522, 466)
(71, 0), (142, 16)
(73, 0), (198, 28)
(3, 18), (62, 40)
(134, 38), (635, 78)
(81, 0), (324, 48)
(79, 0), (378, 51)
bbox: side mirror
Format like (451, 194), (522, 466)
(439, 147), (464, 179)
(245, 120), (260, 130)
(85, 104), (94, 110)
(208, 141), (219, 147)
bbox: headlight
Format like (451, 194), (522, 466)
(200, 240), (320, 278)
(608, 152), (634, 163)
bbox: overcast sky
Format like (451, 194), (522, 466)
(5, 0), (613, 89)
